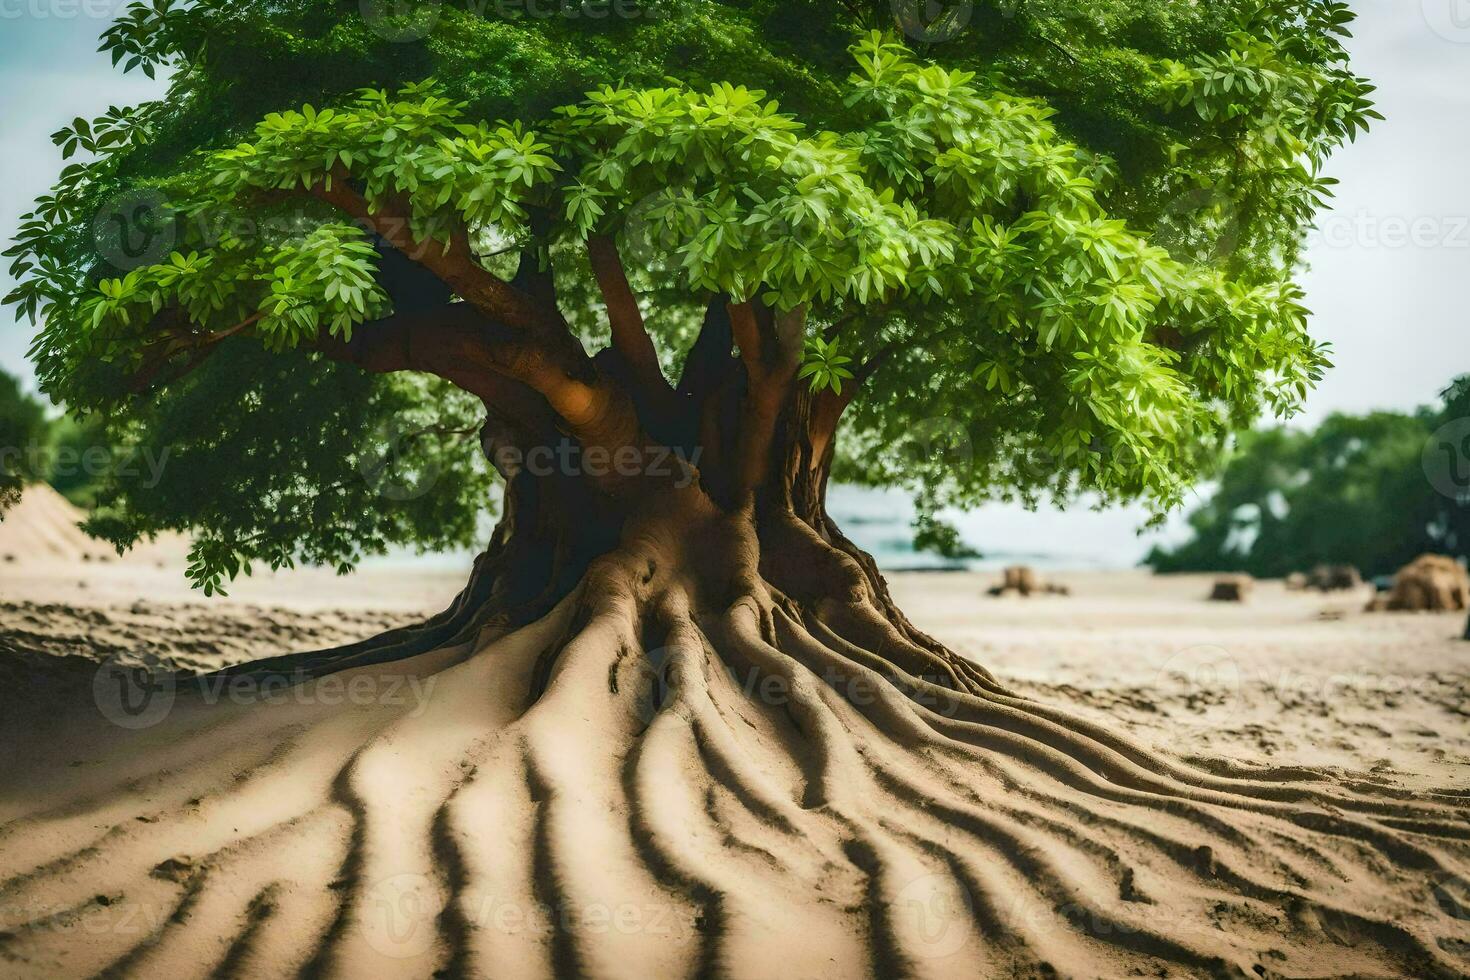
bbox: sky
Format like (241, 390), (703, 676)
(0, 0), (1466, 566)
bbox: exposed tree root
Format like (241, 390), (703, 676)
(1, 519), (1467, 978)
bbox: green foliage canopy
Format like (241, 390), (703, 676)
(5, 0), (1376, 587)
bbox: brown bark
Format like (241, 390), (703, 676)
(586, 234), (669, 400)
(218, 354), (967, 694)
(306, 172), (559, 337)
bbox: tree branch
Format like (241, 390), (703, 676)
(123, 309), (264, 394)
(336, 306), (649, 491)
(586, 234), (670, 397)
(806, 335), (899, 463)
(678, 296), (735, 398)
(730, 300), (806, 497)
(300, 173), (646, 466)
(305, 170), (560, 337)
(511, 207), (559, 307)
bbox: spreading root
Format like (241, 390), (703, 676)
(1, 545), (1468, 978)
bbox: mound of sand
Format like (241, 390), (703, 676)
(1208, 574), (1253, 601)
(1370, 553), (1470, 612)
(0, 483), (116, 563)
(986, 564), (1070, 597)
(0, 483), (188, 567)
(0, 571), (1467, 977)
(1307, 563), (1363, 592)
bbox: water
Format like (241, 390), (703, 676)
(826, 485), (1190, 572)
(366, 484), (1191, 574)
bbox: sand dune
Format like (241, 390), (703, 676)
(0, 484), (116, 564)
(0, 564), (1467, 978)
(0, 484), (189, 567)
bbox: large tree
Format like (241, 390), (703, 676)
(5, 1), (1468, 975)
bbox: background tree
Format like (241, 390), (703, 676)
(6, 2), (1466, 974)
(1149, 375), (1470, 579)
(38, 413), (109, 507)
(0, 367), (48, 508)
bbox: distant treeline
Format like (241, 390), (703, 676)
(0, 367), (105, 508)
(1148, 376), (1470, 580)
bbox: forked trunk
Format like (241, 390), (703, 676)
(1, 385), (1467, 978)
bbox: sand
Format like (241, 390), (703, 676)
(0, 484), (120, 564)
(0, 518), (1467, 977)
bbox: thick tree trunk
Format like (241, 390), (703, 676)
(2, 370), (1468, 977)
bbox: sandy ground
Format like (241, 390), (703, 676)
(0, 557), (465, 673)
(4, 557), (1464, 789)
(889, 572), (1470, 791)
(5, 485), (1465, 791)
(0, 497), (1467, 979)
